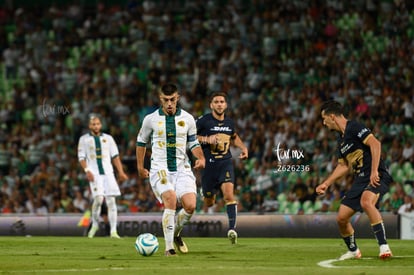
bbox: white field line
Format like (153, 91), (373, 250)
(318, 255), (414, 268)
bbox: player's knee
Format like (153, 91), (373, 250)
(360, 197), (374, 211)
(105, 196), (116, 210)
(183, 204), (196, 214)
(336, 215), (348, 226)
(95, 195), (104, 206)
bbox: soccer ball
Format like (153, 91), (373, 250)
(135, 233), (159, 256)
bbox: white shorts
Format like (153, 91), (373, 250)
(89, 173), (121, 197)
(149, 169), (196, 203)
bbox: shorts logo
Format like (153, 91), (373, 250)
(225, 171), (231, 181)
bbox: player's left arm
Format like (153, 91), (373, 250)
(364, 133), (381, 187)
(109, 136), (128, 182)
(191, 146), (205, 170)
(189, 115), (205, 169)
(112, 155), (128, 182)
(231, 133), (248, 159)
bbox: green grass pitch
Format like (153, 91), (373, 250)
(0, 237), (413, 275)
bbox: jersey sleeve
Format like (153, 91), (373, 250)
(355, 123), (372, 143)
(108, 135), (120, 159)
(195, 115), (205, 135)
(77, 135), (87, 161)
(136, 115), (152, 147)
(187, 115), (201, 150)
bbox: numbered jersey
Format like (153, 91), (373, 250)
(196, 113), (236, 161)
(337, 120), (389, 180)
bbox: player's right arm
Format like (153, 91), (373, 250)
(196, 115), (217, 145)
(136, 146), (149, 179)
(78, 136), (94, 182)
(316, 160), (349, 195)
(136, 116), (151, 179)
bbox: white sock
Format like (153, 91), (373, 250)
(105, 196), (117, 234)
(175, 208), (192, 236)
(163, 208), (176, 251)
(91, 196), (104, 228)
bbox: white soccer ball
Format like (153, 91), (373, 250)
(135, 233), (159, 256)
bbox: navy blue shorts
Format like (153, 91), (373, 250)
(201, 158), (235, 198)
(342, 173), (392, 212)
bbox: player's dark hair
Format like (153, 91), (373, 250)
(320, 100), (344, 116)
(160, 83), (178, 95)
(210, 92), (228, 103)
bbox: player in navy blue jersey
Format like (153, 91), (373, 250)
(196, 92), (248, 244)
(316, 100), (393, 260)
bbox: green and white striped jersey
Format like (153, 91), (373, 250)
(136, 107), (200, 172)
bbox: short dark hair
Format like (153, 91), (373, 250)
(320, 100), (344, 116)
(160, 83), (178, 95)
(209, 92), (228, 103)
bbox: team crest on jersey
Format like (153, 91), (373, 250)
(103, 139), (106, 143)
(177, 120), (185, 127)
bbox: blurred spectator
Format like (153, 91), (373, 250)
(329, 187), (342, 212)
(73, 190), (88, 213)
(261, 189), (279, 212)
(402, 141), (414, 162)
(251, 166), (274, 196)
(0, 143), (11, 174)
(389, 183), (406, 214)
(398, 195), (414, 215)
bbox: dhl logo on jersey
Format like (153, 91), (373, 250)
(211, 126), (232, 132)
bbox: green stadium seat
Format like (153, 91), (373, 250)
(394, 168), (406, 184)
(407, 28), (414, 39)
(104, 38), (112, 50)
(404, 125), (414, 137)
(381, 192), (390, 203)
(289, 200), (301, 214)
(277, 192), (287, 203)
(278, 200), (288, 213)
(403, 162), (413, 173)
(313, 200), (323, 212)
(403, 184), (413, 195)
(48, 30), (55, 41)
(302, 200), (314, 214)
(389, 162), (399, 178)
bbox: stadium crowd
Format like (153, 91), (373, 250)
(0, 0), (413, 216)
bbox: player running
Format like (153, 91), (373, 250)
(196, 92), (248, 244)
(136, 83), (205, 256)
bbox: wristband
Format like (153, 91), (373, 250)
(84, 167), (90, 173)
